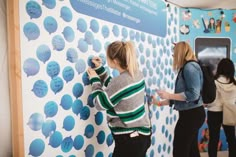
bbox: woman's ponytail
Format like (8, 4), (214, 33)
(124, 41), (138, 78)
(106, 41), (139, 78)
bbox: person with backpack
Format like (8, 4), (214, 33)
(206, 58), (236, 157)
(151, 41), (206, 157)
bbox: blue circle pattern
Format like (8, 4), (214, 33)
(23, 1), (178, 156)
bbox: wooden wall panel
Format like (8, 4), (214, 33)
(6, 0), (24, 156)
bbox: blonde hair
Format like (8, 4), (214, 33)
(106, 41), (138, 78)
(172, 41), (197, 71)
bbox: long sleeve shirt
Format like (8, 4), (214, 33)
(89, 66), (151, 135)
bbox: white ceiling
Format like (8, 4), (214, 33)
(166, 0), (236, 10)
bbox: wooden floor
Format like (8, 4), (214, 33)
(200, 151), (228, 157)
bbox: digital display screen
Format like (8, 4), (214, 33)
(195, 38), (230, 75)
(197, 46), (227, 74)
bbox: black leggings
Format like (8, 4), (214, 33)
(207, 111), (236, 157)
(173, 106), (206, 157)
(112, 132), (151, 157)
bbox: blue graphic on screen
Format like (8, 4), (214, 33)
(69, 0), (167, 37)
(197, 46), (227, 74)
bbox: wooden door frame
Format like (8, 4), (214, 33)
(6, 0), (24, 156)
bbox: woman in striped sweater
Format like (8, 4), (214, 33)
(87, 41), (151, 157)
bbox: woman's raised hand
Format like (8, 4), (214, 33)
(92, 56), (102, 68)
(87, 67), (98, 79)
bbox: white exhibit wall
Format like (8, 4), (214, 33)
(14, 0), (179, 157)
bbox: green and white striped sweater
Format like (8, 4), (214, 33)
(90, 66), (151, 135)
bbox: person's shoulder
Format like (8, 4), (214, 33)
(189, 60), (199, 66)
(110, 71), (134, 85)
(184, 60), (200, 71)
(215, 77), (236, 92)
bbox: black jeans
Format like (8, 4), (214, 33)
(207, 111), (236, 157)
(112, 132), (151, 157)
(173, 106), (206, 157)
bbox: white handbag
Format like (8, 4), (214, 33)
(222, 97), (236, 126)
